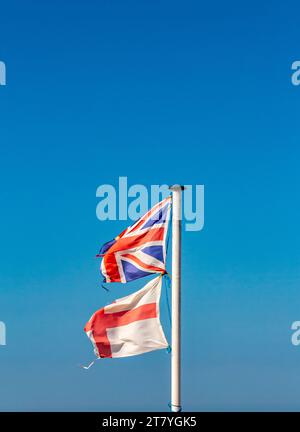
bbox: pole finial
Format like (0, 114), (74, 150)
(169, 184), (185, 191)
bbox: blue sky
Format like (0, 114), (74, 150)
(0, 0), (300, 411)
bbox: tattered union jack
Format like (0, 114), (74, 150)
(97, 196), (172, 283)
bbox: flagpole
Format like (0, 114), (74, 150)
(169, 185), (183, 412)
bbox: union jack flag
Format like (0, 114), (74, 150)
(98, 196), (172, 283)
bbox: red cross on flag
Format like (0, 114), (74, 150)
(84, 276), (168, 359)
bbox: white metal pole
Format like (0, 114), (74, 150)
(170, 185), (183, 412)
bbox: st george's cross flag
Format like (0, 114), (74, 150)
(98, 196), (171, 283)
(84, 276), (168, 359)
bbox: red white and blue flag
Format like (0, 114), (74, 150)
(98, 196), (171, 283)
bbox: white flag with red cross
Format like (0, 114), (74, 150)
(84, 276), (168, 359)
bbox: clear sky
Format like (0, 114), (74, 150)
(0, 0), (300, 411)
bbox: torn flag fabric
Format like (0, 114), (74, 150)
(84, 276), (168, 359)
(98, 196), (171, 283)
